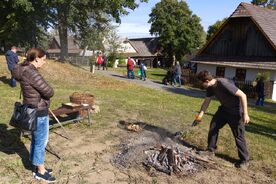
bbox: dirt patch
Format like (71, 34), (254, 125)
(0, 121), (275, 184)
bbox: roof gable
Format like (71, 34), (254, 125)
(128, 38), (159, 57)
(53, 36), (80, 50)
(231, 3), (251, 17)
(233, 3), (276, 49)
(197, 2), (276, 58)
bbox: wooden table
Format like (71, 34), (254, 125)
(49, 104), (92, 128)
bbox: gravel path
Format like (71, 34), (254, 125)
(94, 69), (206, 99)
(92, 69), (276, 109)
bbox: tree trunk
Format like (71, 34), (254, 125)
(57, 6), (69, 61)
(81, 45), (88, 63)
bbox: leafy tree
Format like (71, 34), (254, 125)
(0, 0), (148, 58)
(0, 0), (50, 51)
(251, 0), (276, 9)
(47, 0), (148, 61)
(104, 28), (121, 66)
(206, 18), (227, 42)
(148, 0), (204, 66)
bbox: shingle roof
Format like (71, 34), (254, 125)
(47, 36), (81, 54)
(231, 2), (276, 50)
(54, 36), (80, 50)
(192, 3), (276, 70)
(128, 38), (158, 57)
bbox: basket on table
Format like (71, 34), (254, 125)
(69, 92), (94, 116)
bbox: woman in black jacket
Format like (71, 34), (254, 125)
(13, 48), (55, 182)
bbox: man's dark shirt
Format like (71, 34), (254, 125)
(5, 50), (19, 71)
(206, 78), (242, 115)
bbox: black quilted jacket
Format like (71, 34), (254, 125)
(12, 63), (54, 112)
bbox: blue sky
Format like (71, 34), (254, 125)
(117, 0), (251, 38)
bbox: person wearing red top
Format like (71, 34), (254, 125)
(96, 52), (103, 70)
(127, 57), (135, 79)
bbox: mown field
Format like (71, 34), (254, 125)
(0, 56), (275, 183)
(108, 66), (167, 81)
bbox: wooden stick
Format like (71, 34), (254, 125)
(49, 108), (71, 140)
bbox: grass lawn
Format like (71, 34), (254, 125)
(0, 56), (275, 182)
(109, 66), (167, 81)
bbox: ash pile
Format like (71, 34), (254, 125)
(112, 121), (211, 176)
(144, 145), (201, 176)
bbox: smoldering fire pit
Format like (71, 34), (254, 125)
(112, 121), (212, 176)
(144, 145), (200, 175)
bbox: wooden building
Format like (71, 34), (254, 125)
(127, 38), (163, 68)
(192, 2), (276, 100)
(47, 36), (85, 58)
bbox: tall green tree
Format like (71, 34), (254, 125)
(47, 0), (148, 61)
(206, 18), (227, 42)
(0, 0), (148, 58)
(0, 0), (50, 51)
(104, 27), (121, 65)
(148, 0), (204, 66)
(251, 0), (276, 9)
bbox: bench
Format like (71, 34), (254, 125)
(49, 104), (92, 129)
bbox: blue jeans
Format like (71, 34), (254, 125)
(10, 71), (16, 87)
(127, 70), (135, 79)
(29, 116), (49, 166)
(140, 69), (146, 80)
(173, 74), (181, 86)
(256, 95), (264, 106)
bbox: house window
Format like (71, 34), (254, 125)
(216, 67), (225, 77)
(235, 68), (246, 81)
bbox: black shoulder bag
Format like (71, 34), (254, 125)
(9, 91), (37, 131)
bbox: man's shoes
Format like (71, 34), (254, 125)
(34, 171), (56, 183)
(235, 160), (249, 170)
(198, 150), (215, 157)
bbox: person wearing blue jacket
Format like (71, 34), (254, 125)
(5, 46), (19, 87)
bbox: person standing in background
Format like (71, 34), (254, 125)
(5, 46), (19, 87)
(255, 77), (265, 106)
(102, 54), (108, 70)
(173, 61), (182, 87)
(127, 57), (135, 79)
(140, 62), (147, 81)
(96, 52), (103, 70)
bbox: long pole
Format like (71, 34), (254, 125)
(49, 108), (71, 140)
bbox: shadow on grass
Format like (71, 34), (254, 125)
(0, 76), (11, 85)
(161, 85), (206, 99)
(119, 120), (201, 150)
(0, 124), (31, 170)
(250, 114), (276, 126)
(215, 153), (239, 164)
(150, 73), (166, 77)
(111, 74), (129, 79)
(249, 105), (276, 115)
(245, 122), (276, 140)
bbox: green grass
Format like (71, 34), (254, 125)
(0, 56), (276, 180)
(109, 67), (167, 81)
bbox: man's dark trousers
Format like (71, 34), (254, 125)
(10, 71), (16, 87)
(207, 108), (249, 162)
